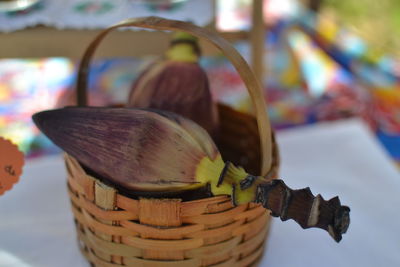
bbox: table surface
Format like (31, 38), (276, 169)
(1, 118), (400, 267)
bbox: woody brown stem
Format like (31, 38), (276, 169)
(255, 180), (350, 242)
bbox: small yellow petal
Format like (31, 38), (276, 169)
(166, 44), (199, 63)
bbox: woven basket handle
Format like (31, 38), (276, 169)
(76, 16), (272, 175)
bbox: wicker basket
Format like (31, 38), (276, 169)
(67, 17), (278, 266)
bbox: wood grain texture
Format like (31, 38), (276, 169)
(250, 0), (265, 86)
(255, 179), (350, 242)
(93, 182), (122, 264)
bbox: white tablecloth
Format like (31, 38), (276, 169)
(1, 119), (400, 267)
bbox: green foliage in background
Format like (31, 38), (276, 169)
(322, 0), (400, 57)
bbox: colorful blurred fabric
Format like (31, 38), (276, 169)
(0, 57), (152, 157)
(285, 6), (400, 162)
(0, 52), (398, 164)
(1, 1), (400, 165)
(0, 58), (74, 157)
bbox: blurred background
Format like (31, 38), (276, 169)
(0, 0), (399, 167)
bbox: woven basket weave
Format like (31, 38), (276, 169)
(65, 104), (278, 267)
(66, 17), (278, 266)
